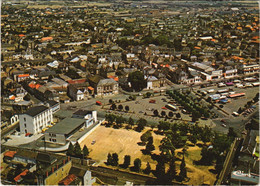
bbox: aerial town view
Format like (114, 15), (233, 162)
(1, 0), (259, 185)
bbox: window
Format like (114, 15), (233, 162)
(24, 124), (26, 128)
(52, 139), (56, 142)
(49, 138), (51, 141)
(24, 118), (26, 122)
(25, 129), (27, 133)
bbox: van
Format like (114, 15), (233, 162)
(218, 83), (226, 87)
(235, 83), (244, 88)
(207, 89), (215, 93)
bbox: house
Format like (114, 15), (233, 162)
(36, 85), (59, 102)
(201, 70), (223, 81)
(224, 68), (238, 79)
(146, 76), (159, 89)
(67, 79), (93, 101)
(88, 75), (119, 97)
(68, 84), (88, 101)
(40, 157), (72, 185)
(242, 64), (259, 75)
(17, 74), (30, 82)
(72, 110), (97, 128)
(19, 105), (53, 135)
(13, 150), (37, 164)
(3, 151), (17, 163)
(46, 100), (60, 114)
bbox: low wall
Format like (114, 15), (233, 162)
(77, 119), (104, 144)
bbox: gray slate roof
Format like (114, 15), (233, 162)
(45, 118), (85, 135)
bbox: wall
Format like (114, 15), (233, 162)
(19, 114), (34, 134)
(45, 161), (72, 186)
(45, 133), (66, 145)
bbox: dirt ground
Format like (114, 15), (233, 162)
(80, 125), (216, 184)
(80, 125), (163, 170)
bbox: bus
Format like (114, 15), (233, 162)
(165, 104), (177, 111)
(228, 93), (245, 98)
(217, 89), (229, 93)
(252, 82), (260, 87)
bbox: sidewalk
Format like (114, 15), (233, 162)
(3, 133), (44, 146)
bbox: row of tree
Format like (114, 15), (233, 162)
(106, 153), (144, 173)
(153, 109), (181, 119)
(67, 142), (89, 159)
(168, 90), (210, 121)
(110, 103), (130, 112)
(105, 114), (147, 132)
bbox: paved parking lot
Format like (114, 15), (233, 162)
(195, 85), (259, 115)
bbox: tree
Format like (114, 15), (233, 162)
(116, 116), (125, 127)
(83, 145), (89, 158)
(168, 111), (174, 118)
(133, 158), (141, 172)
(74, 142), (82, 158)
(136, 118), (147, 132)
(145, 137), (155, 153)
(143, 162), (151, 174)
(161, 111), (166, 117)
(111, 103), (117, 110)
(146, 92), (152, 98)
(176, 113), (181, 119)
(128, 117), (134, 127)
(153, 109), (159, 117)
(140, 131), (152, 145)
(128, 71), (146, 91)
(154, 160), (166, 182)
(112, 153), (119, 166)
(109, 99), (113, 104)
(118, 104), (123, 110)
(106, 114), (116, 124)
(158, 121), (170, 131)
(166, 157), (176, 182)
(179, 156), (187, 180)
(227, 127), (237, 140)
(188, 135), (197, 145)
(123, 155), (131, 168)
(125, 105), (130, 112)
(67, 142), (74, 156)
(107, 153), (113, 165)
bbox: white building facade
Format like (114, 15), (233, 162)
(19, 106), (53, 135)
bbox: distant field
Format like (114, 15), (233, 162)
(80, 125), (216, 185)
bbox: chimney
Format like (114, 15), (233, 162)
(56, 164), (58, 170)
(63, 159), (65, 165)
(68, 156), (70, 161)
(46, 171), (48, 177)
(52, 167), (54, 173)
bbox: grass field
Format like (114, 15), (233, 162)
(80, 125), (216, 185)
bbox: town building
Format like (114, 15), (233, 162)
(19, 105), (53, 135)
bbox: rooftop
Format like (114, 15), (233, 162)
(22, 105), (49, 117)
(45, 118), (85, 135)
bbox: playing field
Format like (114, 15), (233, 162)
(80, 125), (216, 184)
(80, 125), (163, 169)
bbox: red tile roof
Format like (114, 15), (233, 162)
(67, 79), (86, 84)
(18, 74), (29, 78)
(14, 169), (29, 182)
(59, 174), (77, 185)
(41, 37), (53, 41)
(4, 151), (17, 158)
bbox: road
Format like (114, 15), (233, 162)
(1, 122), (19, 139)
(216, 138), (241, 185)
